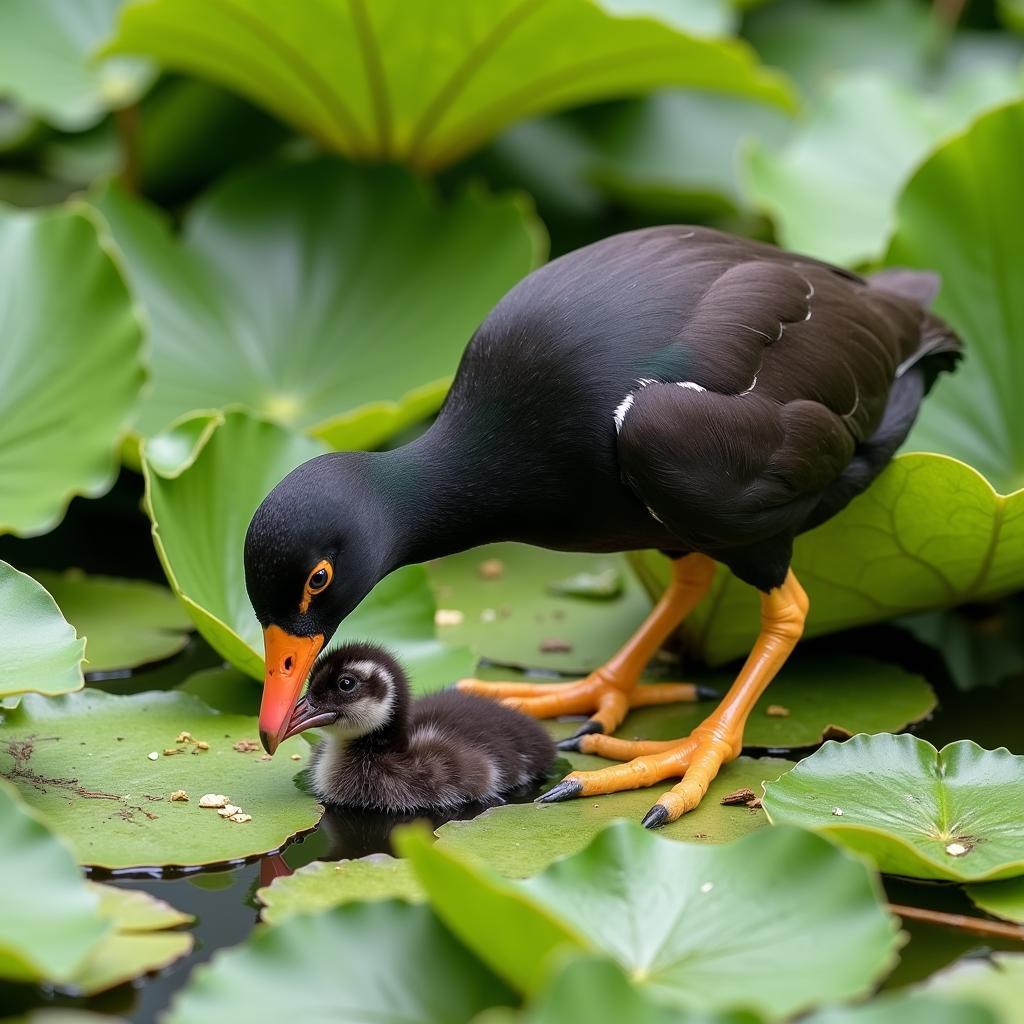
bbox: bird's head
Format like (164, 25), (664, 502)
(281, 642), (407, 742)
(244, 454), (390, 754)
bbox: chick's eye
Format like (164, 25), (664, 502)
(338, 676), (357, 692)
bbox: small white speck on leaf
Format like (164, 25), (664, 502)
(229, 812), (252, 823)
(290, 753), (301, 761)
(945, 842), (968, 857)
(435, 608), (464, 627)
(480, 608), (498, 623)
(170, 790), (188, 802)
(146, 751), (158, 761)
(832, 807), (844, 816)
(700, 882), (714, 893)
(217, 804), (241, 818)
(199, 793), (229, 808)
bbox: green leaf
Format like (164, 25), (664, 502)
(145, 410), (473, 683)
(406, 821), (901, 1018)
(0, 689), (323, 869)
(68, 883), (193, 996)
(0, 562), (85, 700)
(106, 0), (793, 172)
(428, 543), (655, 672)
(257, 855), (423, 925)
(966, 876), (1024, 924)
(0, 204), (144, 537)
(33, 570), (192, 675)
(925, 954), (1024, 1024)
(165, 900), (515, 1024)
(434, 756), (793, 879)
(0, 781), (110, 984)
(177, 666), (260, 716)
(763, 734), (1024, 882)
(745, 72), (1023, 265)
(886, 101), (1024, 495)
(0, 0), (152, 130)
(804, 992), (997, 1024)
(633, 453), (1024, 665)
(94, 158), (542, 447)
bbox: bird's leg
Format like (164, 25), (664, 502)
(539, 570), (808, 827)
(457, 553), (717, 737)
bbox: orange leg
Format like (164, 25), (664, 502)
(538, 570), (809, 827)
(458, 553), (717, 737)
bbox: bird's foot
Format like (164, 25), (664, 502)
(537, 726), (738, 828)
(457, 671), (717, 738)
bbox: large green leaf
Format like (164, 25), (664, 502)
(0, 0), (152, 130)
(763, 734), (1024, 882)
(0, 689), (323, 869)
(435, 756), (793, 878)
(966, 876), (1024, 924)
(0, 781), (110, 984)
(805, 993), (996, 1024)
(925, 954), (1024, 1024)
(403, 822), (900, 1019)
(258, 855), (423, 925)
(0, 562), (85, 700)
(745, 72), (1023, 266)
(106, 0), (793, 172)
(887, 101), (1024, 495)
(165, 900), (515, 1024)
(0, 204), (144, 537)
(633, 454), (1024, 665)
(94, 158), (542, 447)
(144, 410), (473, 683)
(33, 570), (192, 674)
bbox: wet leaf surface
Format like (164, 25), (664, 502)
(0, 563), (84, 701)
(763, 734), (1024, 881)
(258, 855), (423, 924)
(165, 901), (515, 1024)
(106, 0), (793, 171)
(0, 205), (144, 538)
(33, 570), (192, 674)
(435, 756), (792, 878)
(94, 159), (541, 447)
(0, 690), (322, 869)
(403, 822), (901, 1019)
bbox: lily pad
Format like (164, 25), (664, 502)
(0, 0), (152, 130)
(177, 666), (260, 716)
(435, 756), (793, 878)
(0, 204), (144, 537)
(805, 993), (996, 1024)
(633, 454), (1024, 665)
(165, 900), (515, 1024)
(106, 0), (793, 172)
(886, 101), (1024, 495)
(0, 689), (323, 869)
(258, 855), (423, 925)
(925, 954), (1024, 1024)
(33, 570), (192, 675)
(69, 883), (194, 996)
(762, 734), (1024, 881)
(0, 563), (85, 701)
(966, 877), (1024, 924)
(145, 410), (474, 684)
(428, 544), (654, 673)
(401, 821), (901, 1019)
(745, 71), (1023, 266)
(94, 158), (542, 447)
(0, 781), (109, 984)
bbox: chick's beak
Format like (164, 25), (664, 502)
(259, 625), (324, 755)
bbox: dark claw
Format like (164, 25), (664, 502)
(557, 718), (604, 751)
(641, 804), (670, 830)
(536, 778), (584, 804)
(696, 685), (720, 701)
(556, 735), (582, 752)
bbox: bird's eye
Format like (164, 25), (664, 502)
(305, 560), (333, 595)
(310, 568), (328, 589)
(337, 675), (357, 692)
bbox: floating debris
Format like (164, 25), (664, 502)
(547, 567), (623, 600)
(259, 754), (272, 761)
(945, 841), (969, 857)
(217, 804), (241, 818)
(290, 753), (302, 761)
(700, 881), (714, 893)
(163, 747), (183, 756)
(480, 607), (498, 623)
(539, 637), (573, 653)
(765, 704), (790, 717)
(832, 807), (844, 816)
(478, 558), (505, 580)
(233, 739), (260, 753)
(720, 788), (757, 806)
(195, 741), (209, 751)
(228, 812), (252, 823)
(434, 608), (464, 627)
(170, 790), (189, 802)
(199, 793), (229, 808)
(176, 731), (193, 744)
(146, 751), (159, 761)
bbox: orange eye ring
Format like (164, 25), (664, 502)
(300, 560), (333, 613)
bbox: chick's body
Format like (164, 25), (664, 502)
(289, 643), (555, 812)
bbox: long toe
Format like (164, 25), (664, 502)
(536, 777), (584, 803)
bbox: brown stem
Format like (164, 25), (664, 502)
(115, 104), (140, 194)
(889, 903), (1024, 942)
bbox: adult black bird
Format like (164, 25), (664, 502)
(245, 226), (960, 827)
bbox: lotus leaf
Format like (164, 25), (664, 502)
(0, 689), (322, 869)
(94, 158), (542, 447)
(0, 204), (144, 537)
(763, 734), (1024, 881)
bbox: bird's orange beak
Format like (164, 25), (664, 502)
(259, 625), (324, 755)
